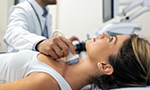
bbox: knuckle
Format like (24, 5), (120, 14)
(68, 40), (72, 44)
(49, 43), (55, 47)
(53, 37), (59, 42)
(58, 36), (62, 38)
(46, 47), (51, 51)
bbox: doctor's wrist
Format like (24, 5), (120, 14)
(33, 39), (46, 51)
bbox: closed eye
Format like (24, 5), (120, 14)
(110, 35), (117, 43)
(109, 37), (113, 42)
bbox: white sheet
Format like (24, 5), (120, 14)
(111, 86), (150, 90)
(81, 85), (150, 90)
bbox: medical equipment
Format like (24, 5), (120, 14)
(95, 0), (150, 37)
(51, 30), (80, 65)
(103, 0), (119, 22)
(74, 34), (91, 54)
(77, 0), (150, 54)
(74, 41), (86, 54)
(119, 0), (150, 22)
(95, 22), (142, 36)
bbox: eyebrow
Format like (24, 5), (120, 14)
(114, 35), (117, 45)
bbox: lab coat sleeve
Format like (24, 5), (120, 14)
(3, 5), (46, 52)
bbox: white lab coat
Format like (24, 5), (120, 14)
(3, 0), (52, 52)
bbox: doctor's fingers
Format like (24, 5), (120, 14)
(50, 44), (65, 58)
(37, 43), (59, 59)
(58, 36), (76, 55)
(47, 48), (59, 59)
(52, 36), (70, 57)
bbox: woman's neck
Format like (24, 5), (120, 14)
(38, 54), (100, 90)
(63, 56), (99, 90)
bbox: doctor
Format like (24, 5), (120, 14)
(3, 0), (79, 59)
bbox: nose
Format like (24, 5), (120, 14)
(100, 33), (111, 38)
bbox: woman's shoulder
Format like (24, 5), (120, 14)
(9, 50), (40, 68)
(15, 50), (40, 58)
(18, 50), (39, 54)
(25, 72), (60, 90)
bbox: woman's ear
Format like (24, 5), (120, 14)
(97, 62), (114, 75)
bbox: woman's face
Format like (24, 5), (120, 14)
(86, 33), (130, 62)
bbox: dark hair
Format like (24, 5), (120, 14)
(92, 34), (150, 90)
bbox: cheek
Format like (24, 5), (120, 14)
(86, 40), (110, 60)
(86, 40), (108, 51)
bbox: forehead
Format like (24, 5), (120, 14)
(115, 35), (131, 47)
(116, 35), (130, 40)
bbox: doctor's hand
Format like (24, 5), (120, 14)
(36, 36), (76, 59)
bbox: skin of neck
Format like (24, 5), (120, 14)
(63, 56), (102, 90)
(38, 54), (102, 90)
(36, 0), (47, 8)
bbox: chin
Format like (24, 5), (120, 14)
(49, 3), (57, 5)
(51, 1), (57, 4)
(85, 40), (90, 53)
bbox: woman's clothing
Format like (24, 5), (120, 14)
(0, 50), (72, 90)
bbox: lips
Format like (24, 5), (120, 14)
(93, 38), (96, 42)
